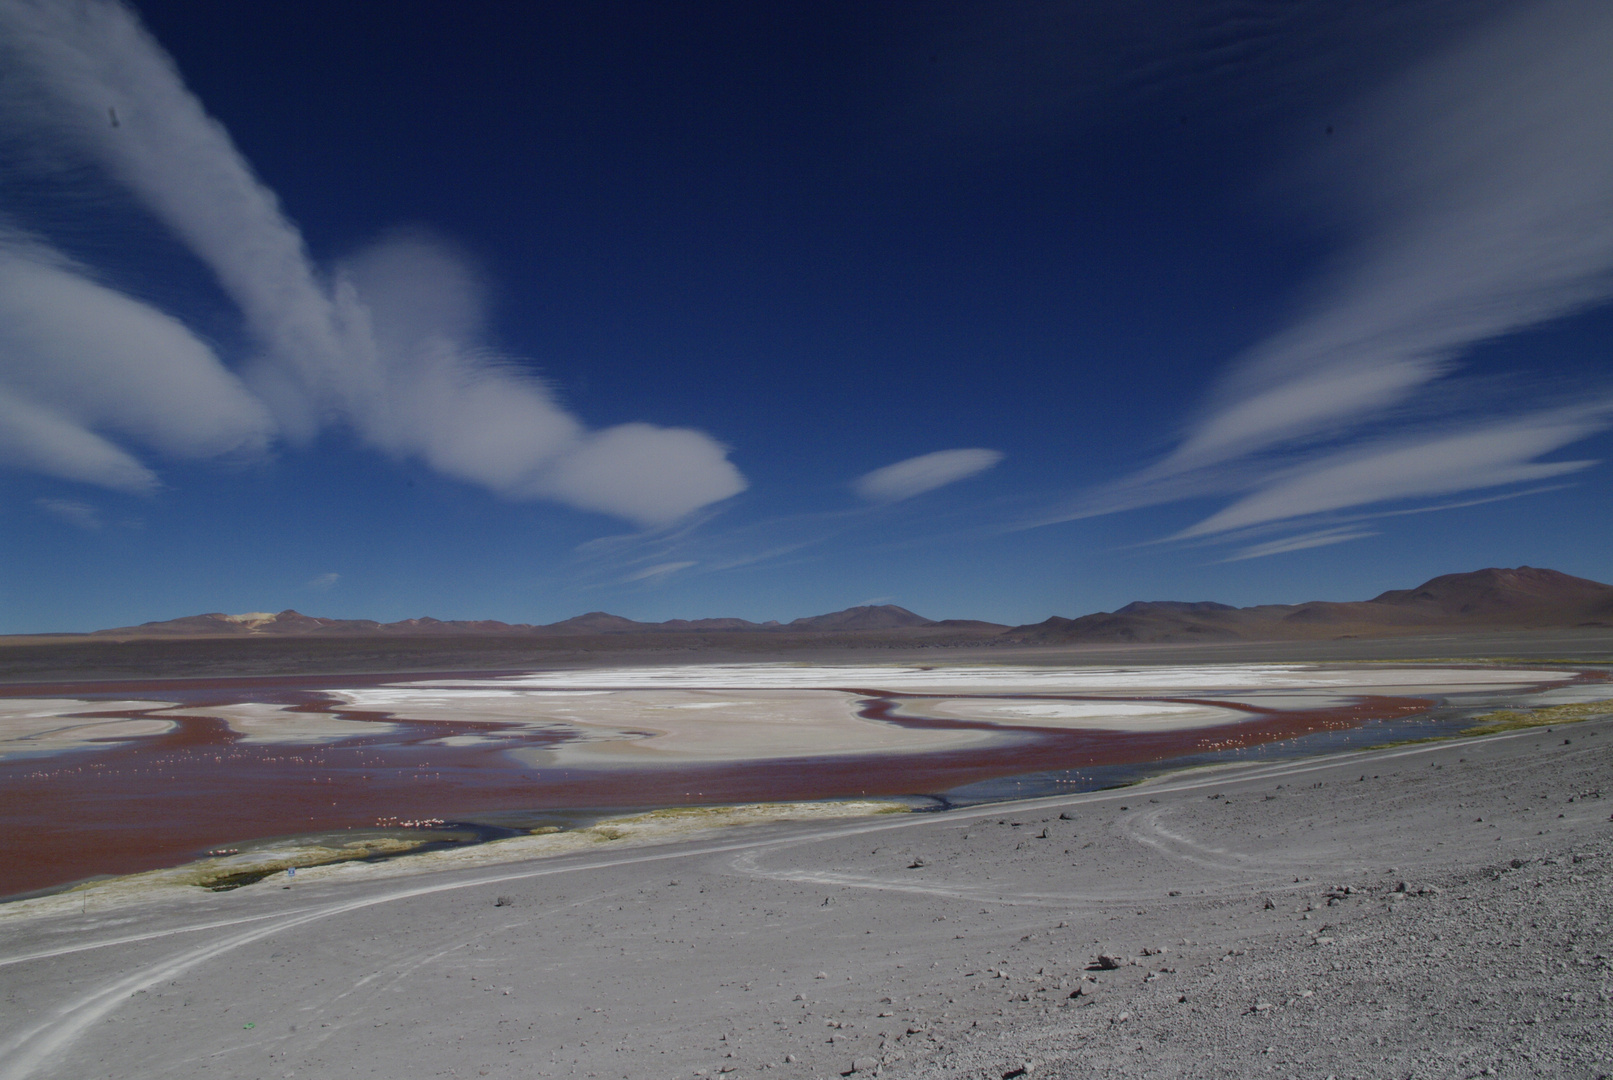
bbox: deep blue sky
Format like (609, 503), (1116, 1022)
(1, 0), (1610, 632)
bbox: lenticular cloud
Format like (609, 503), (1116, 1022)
(855, 449), (1005, 503)
(0, 0), (744, 526)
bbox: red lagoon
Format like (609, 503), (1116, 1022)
(0, 671), (1436, 898)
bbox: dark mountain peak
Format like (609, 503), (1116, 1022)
(1370, 566), (1613, 614)
(543, 612), (648, 633)
(788, 604), (936, 631)
(1115, 600), (1237, 615)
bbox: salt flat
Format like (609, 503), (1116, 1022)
(320, 663), (1576, 766)
(0, 700), (179, 759)
(4, 662), (1570, 769)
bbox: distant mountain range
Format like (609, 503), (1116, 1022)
(998, 566), (1613, 644)
(90, 602), (999, 638)
(85, 567), (1613, 643)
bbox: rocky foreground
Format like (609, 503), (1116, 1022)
(2, 715), (1610, 1080)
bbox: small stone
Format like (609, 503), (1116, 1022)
(1092, 955), (1124, 970)
(851, 1055), (879, 1073)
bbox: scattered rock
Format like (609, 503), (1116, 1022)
(493, 895), (513, 907)
(1090, 955), (1124, 970)
(849, 1055), (879, 1073)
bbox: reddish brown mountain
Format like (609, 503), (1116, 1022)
(1001, 567), (1613, 644)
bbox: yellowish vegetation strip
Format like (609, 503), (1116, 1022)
(1462, 699), (1613, 736)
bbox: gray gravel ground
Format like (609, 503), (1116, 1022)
(2, 715), (1609, 1080)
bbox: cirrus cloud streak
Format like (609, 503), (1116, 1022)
(855, 448), (1004, 503)
(1056, 0), (1613, 555)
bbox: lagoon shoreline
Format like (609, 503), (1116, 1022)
(0, 707), (1609, 1079)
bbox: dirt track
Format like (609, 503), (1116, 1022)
(2, 708), (1609, 1080)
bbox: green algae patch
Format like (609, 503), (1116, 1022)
(1461, 699), (1613, 737)
(1360, 698), (1613, 750)
(189, 837), (428, 892)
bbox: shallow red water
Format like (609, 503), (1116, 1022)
(0, 672), (1442, 898)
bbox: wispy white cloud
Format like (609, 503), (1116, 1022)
(34, 496), (101, 530)
(305, 572), (339, 590)
(1171, 0), (1613, 474)
(855, 448), (1004, 503)
(1179, 404), (1608, 539)
(0, 0), (745, 525)
(1222, 526), (1379, 562)
(0, 240), (273, 490)
(1059, 0), (1613, 547)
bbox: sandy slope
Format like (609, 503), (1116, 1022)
(2, 710), (1609, 1080)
